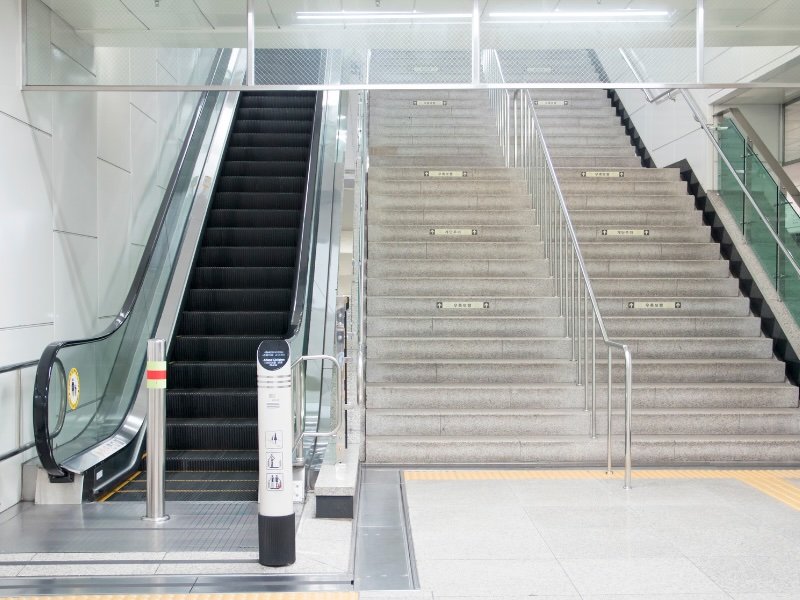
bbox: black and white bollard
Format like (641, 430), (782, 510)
(256, 339), (295, 566)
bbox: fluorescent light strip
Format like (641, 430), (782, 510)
(297, 11), (471, 21)
(488, 11), (669, 19)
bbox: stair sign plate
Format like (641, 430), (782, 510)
(430, 228), (478, 236)
(534, 100), (568, 106)
(582, 171), (624, 178)
(424, 170), (469, 178)
(414, 66), (439, 73)
(437, 301), (490, 309)
(601, 229), (650, 237)
(627, 301), (682, 309)
(413, 100), (447, 106)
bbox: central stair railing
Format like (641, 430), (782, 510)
(483, 50), (634, 488)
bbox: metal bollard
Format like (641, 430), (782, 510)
(143, 338), (169, 522)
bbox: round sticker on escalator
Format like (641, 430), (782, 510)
(67, 368), (80, 410)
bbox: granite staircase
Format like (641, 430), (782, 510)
(365, 88), (800, 465)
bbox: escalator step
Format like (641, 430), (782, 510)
(238, 97), (315, 111)
(212, 191), (304, 210)
(167, 419), (258, 450)
(221, 161), (308, 178)
(172, 336), (267, 362)
(179, 311), (289, 335)
(232, 107), (314, 122)
(167, 389), (257, 418)
(207, 208), (301, 228)
(203, 227), (298, 247)
(168, 362), (255, 388)
(198, 247), (297, 268)
(232, 119), (313, 135)
(223, 147), (309, 163)
(186, 288), (291, 311)
(228, 132), (311, 148)
(216, 175), (306, 194)
(165, 450), (259, 472)
(191, 266), (295, 289)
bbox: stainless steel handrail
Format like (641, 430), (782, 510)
(291, 354), (349, 462)
(484, 49), (634, 488)
(618, 49), (675, 104)
(356, 90), (368, 408)
(619, 49), (800, 284)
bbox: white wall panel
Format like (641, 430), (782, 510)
(97, 92), (131, 171)
(53, 231), (99, 339)
(129, 105), (159, 245)
(97, 159), (132, 318)
(52, 89), (97, 237)
(0, 0), (52, 134)
(0, 115), (53, 330)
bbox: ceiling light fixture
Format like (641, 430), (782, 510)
(488, 10), (669, 19)
(296, 11), (472, 21)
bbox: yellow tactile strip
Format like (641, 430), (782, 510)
(404, 469), (800, 511)
(2, 593), (358, 600)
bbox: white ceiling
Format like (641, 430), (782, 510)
(39, 0), (800, 35)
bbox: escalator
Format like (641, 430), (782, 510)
(106, 92), (319, 501)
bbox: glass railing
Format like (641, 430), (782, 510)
(32, 49), (243, 479)
(718, 117), (800, 323)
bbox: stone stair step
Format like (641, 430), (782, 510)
(598, 297), (750, 317)
(574, 225), (709, 242)
(551, 156), (643, 168)
(550, 146), (638, 158)
(369, 117), (497, 129)
(367, 408), (800, 437)
(367, 258), (547, 278)
(369, 209), (534, 226)
(367, 296), (559, 316)
(369, 106), (492, 118)
(369, 241), (541, 260)
(370, 224), (538, 242)
(590, 277), (739, 297)
(370, 166), (523, 180)
(370, 145), (502, 157)
(368, 179), (527, 195)
(585, 259), (730, 278)
(581, 242), (719, 260)
(368, 194), (530, 210)
(536, 115), (622, 127)
(569, 210), (700, 227)
(368, 337), (573, 359)
(367, 277), (554, 296)
(565, 194), (695, 210)
(366, 316), (565, 337)
(367, 359), (577, 384)
(365, 434), (800, 464)
(367, 336), (772, 360)
(546, 134), (632, 147)
(603, 316), (761, 337)
(369, 126), (497, 137)
(370, 155), (506, 167)
(366, 382), (797, 410)
(560, 180), (687, 195)
(367, 408), (589, 436)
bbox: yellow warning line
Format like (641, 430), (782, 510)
(97, 470), (142, 503)
(2, 593), (358, 600)
(403, 469), (800, 511)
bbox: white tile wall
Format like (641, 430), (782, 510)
(97, 159), (132, 318)
(129, 105), (159, 245)
(53, 232), (99, 339)
(52, 90), (97, 237)
(0, 114), (54, 330)
(97, 92), (131, 171)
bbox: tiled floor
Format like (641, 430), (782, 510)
(0, 496), (352, 577)
(404, 471), (800, 599)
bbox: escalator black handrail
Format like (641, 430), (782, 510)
(287, 91), (325, 340)
(33, 49), (230, 479)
